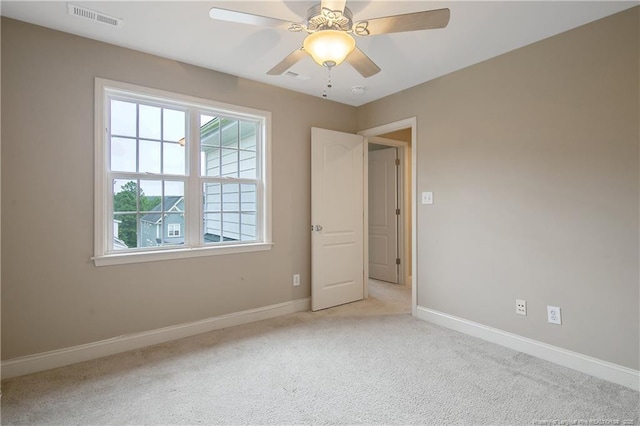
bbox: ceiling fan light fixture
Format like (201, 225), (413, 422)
(303, 30), (356, 68)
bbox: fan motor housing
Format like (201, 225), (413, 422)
(305, 4), (353, 32)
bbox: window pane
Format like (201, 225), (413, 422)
(239, 150), (256, 179)
(201, 114), (217, 128)
(139, 140), (161, 174)
(203, 183), (221, 212)
(200, 115), (220, 147)
(203, 212), (222, 243)
(164, 180), (184, 200)
(221, 119), (238, 148)
(139, 104), (161, 140)
(222, 184), (239, 212)
(240, 185), (256, 241)
(162, 214), (184, 246)
(111, 137), (136, 172)
(201, 114), (220, 177)
(113, 180), (138, 213)
(111, 100), (136, 137)
(222, 212), (240, 241)
(240, 121), (257, 151)
(163, 109), (186, 142)
(139, 214), (161, 248)
(164, 142), (185, 175)
(240, 184), (257, 212)
(221, 148), (238, 177)
(113, 213), (138, 249)
(201, 146), (220, 177)
(139, 180), (162, 212)
(165, 195), (184, 214)
(241, 213), (257, 241)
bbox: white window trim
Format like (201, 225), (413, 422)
(93, 78), (272, 267)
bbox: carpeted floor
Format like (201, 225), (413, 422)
(1, 280), (638, 425)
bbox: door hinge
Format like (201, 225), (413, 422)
(396, 208), (400, 215)
(395, 158), (400, 166)
(396, 258), (401, 265)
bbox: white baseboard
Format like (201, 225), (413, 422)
(2, 298), (311, 380)
(415, 306), (640, 391)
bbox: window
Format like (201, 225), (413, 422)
(168, 223), (181, 237)
(94, 79), (271, 266)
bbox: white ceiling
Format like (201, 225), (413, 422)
(2, 1), (637, 106)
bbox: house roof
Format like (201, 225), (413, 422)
(113, 237), (128, 250)
(141, 196), (183, 224)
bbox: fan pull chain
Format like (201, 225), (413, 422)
(322, 66), (333, 99)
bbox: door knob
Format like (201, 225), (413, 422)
(314, 225), (323, 232)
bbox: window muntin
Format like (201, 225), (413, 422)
(96, 79), (270, 264)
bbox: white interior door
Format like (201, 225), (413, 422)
(368, 147), (399, 283)
(311, 127), (364, 311)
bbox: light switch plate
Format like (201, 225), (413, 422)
(421, 192), (433, 205)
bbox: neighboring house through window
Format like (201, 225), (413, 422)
(139, 196), (184, 246)
(94, 79), (272, 266)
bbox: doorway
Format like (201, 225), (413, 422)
(359, 119), (416, 316)
(368, 143), (401, 284)
(310, 119), (417, 314)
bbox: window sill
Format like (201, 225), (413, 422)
(92, 242), (274, 267)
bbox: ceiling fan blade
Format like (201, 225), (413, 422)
(209, 7), (294, 30)
(320, 0), (347, 14)
(267, 48), (308, 75)
(345, 47), (381, 78)
(355, 8), (450, 36)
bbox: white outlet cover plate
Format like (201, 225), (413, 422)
(547, 306), (562, 324)
(516, 299), (527, 316)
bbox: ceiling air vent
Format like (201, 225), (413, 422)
(284, 71), (310, 81)
(67, 3), (123, 28)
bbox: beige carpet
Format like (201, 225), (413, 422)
(1, 280), (638, 425)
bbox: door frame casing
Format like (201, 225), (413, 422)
(359, 118), (417, 316)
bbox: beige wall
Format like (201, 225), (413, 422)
(0, 13), (3, 362)
(360, 7), (639, 369)
(2, 7), (639, 372)
(0, 18), (357, 360)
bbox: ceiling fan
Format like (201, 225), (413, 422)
(209, 1), (450, 78)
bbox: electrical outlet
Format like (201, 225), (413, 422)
(516, 299), (527, 316)
(547, 306), (562, 325)
(293, 274), (300, 286)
